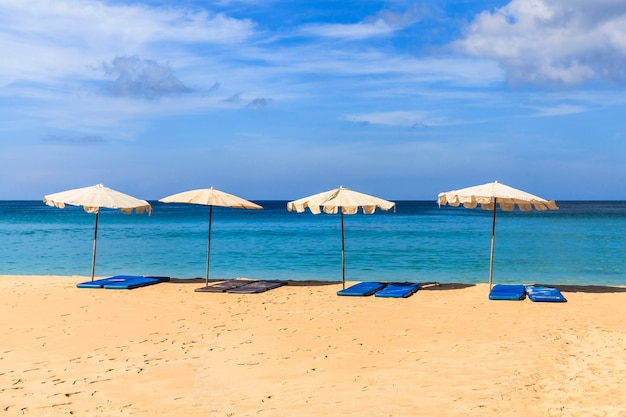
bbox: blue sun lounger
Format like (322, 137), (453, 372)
(195, 279), (259, 293)
(227, 280), (287, 294)
(103, 276), (163, 290)
(337, 282), (387, 297)
(488, 284), (526, 300)
(374, 282), (420, 298)
(525, 286), (567, 302)
(77, 275), (144, 289)
(76, 275), (165, 290)
(76, 277), (117, 288)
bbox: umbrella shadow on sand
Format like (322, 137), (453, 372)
(533, 284), (626, 294)
(418, 282), (476, 291)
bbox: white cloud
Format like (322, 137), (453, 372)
(0, 0), (260, 131)
(453, 0), (626, 85)
(0, 0), (256, 44)
(528, 104), (586, 117)
(301, 20), (397, 40)
(345, 110), (441, 128)
(0, 0), (255, 86)
(300, 5), (427, 40)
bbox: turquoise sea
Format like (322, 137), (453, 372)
(1, 200), (625, 286)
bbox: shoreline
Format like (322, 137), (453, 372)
(2, 275), (625, 416)
(3, 274), (626, 292)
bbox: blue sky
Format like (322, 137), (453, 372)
(1, 0), (625, 201)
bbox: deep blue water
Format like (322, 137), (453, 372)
(1, 200), (625, 286)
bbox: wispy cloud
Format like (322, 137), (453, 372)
(223, 93), (243, 104)
(453, 0), (626, 85)
(300, 4), (428, 40)
(528, 104), (586, 117)
(0, 1), (256, 87)
(246, 98), (272, 108)
(42, 134), (106, 145)
(301, 20), (400, 40)
(345, 110), (441, 128)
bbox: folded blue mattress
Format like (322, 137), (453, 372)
(76, 278), (115, 288)
(374, 282), (420, 298)
(488, 284), (526, 300)
(104, 276), (162, 289)
(76, 275), (142, 288)
(525, 286), (567, 302)
(337, 282), (387, 297)
(77, 275), (162, 290)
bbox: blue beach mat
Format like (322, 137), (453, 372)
(195, 279), (259, 293)
(488, 284), (526, 300)
(374, 282), (420, 298)
(337, 282), (387, 297)
(103, 276), (162, 290)
(76, 275), (166, 290)
(76, 278), (117, 289)
(226, 280), (287, 294)
(77, 275), (143, 289)
(525, 286), (567, 302)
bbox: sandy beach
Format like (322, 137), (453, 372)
(1, 275), (625, 417)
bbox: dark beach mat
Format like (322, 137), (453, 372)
(337, 282), (387, 297)
(145, 276), (171, 282)
(195, 279), (258, 293)
(525, 286), (567, 302)
(374, 282), (420, 298)
(226, 280), (287, 294)
(488, 284), (526, 300)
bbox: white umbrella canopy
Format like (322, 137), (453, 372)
(159, 187), (262, 288)
(43, 183), (152, 214)
(288, 186), (395, 215)
(437, 181), (558, 289)
(287, 186), (395, 288)
(159, 187), (263, 210)
(437, 181), (558, 212)
(43, 184), (152, 280)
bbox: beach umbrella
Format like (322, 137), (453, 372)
(158, 187), (262, 289)
(287, 186), (395, 289)
(437, 181), (558, 290)
(43, 184), (152, 281)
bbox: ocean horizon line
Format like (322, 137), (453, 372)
(4, 198), (626, 203)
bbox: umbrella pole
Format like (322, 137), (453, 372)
(341, 210), (345, 289)
(489, 198), (497, 290)
(91, 212), (99, 281)
(205, 205), (213, 287)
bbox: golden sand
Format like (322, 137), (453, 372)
(1, 275), (625, 416)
